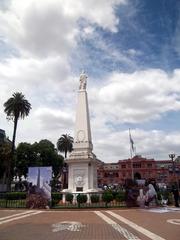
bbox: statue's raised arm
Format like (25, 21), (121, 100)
(79, 71), (87, 90)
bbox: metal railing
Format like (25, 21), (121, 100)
(0, 192), (126, 209)
(0, 192), (26, 208)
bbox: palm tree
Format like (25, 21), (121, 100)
(57, 134), (73, 158)
(57, 134), (73, 189)
(4, 92), (31, 189)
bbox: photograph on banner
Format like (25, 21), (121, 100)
(26, 167), (52, 208)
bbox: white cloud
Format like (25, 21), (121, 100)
(92, 128), (180, 162)
(89, 68), (180, 161)
(1, 1), (180, 163)
(0, 0), (126, 57)
(0, 56), (72, 105)
(0, 54), (75, 146)
(1, 65), (180, 162)
(90, 69), (180, 123)
(126, 48), (142, 57)
(34, 107), (74, 131)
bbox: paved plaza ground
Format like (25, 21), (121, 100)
(0, 207), (179, 240)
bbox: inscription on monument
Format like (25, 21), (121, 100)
(77, 130), (85, 142)
(75, 175), (84, 187)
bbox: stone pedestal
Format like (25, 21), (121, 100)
(67, 154), (97, 193)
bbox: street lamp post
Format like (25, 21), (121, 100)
(169, 153), (178, 188)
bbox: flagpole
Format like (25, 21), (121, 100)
(134, 146), (136, 156)
(129, 128), (134, 181)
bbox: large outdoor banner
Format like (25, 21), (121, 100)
(27, 167), (52, 208)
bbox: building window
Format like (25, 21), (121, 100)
(147, 163), (152, 168)
(122, 164), (126, 168)
(133, 163), (141, 168)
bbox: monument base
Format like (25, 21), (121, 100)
(61, 188), (102, 204)
(66, 153), (98, 193)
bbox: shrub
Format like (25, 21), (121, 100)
(51, 192), (62, 206)
(90, 194), (100, 203)
(51, 192), (62, 200)
(102, 192), (113, 204)
(115, 191), (126, 202)
(111, 191), (118, 199)
(65, 193), (73, 203)
(158, 190), (173, 205)
(77, 194), (87, 204)
(5, 192), (27, 200)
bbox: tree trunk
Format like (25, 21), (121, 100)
(12, 117), (18, 154)
(7, 117), (18, 191)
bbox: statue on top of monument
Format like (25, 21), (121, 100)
(79, 71), (87, 90)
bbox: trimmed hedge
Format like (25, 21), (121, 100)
(115, 191), (126, 202)
(90, 194), (100, 203)
(51, 192), (62, 201)
(51, 192), (62, 206)
(65, 193), (73, 203)
(102, 192), (113, 204)
(5, 192), (27, 200)
(77, 194), (87, 204)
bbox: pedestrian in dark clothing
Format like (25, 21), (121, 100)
(171, 184), (179, 207)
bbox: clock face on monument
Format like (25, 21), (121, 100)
(77, 130), (85, 141)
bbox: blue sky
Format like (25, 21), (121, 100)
(28, 167), (52, 186)
(73, 0), (180, 75)
(0, 0), (180, 162)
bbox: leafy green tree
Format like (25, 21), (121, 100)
(57, 134), (73, 158)
(4, 92), (31, 189)
(16, 140), (64, 179)
(16, 143), (35, 179)
(0, 141), (12, 184)
(37, 140), (64, 177)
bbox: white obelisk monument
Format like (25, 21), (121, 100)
(65, 72), (98, 193)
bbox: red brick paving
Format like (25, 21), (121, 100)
(0, 208), (179, 240)
(111, 208), (180, 240)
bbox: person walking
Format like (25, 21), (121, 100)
(171, 183), (179, 208)
(145, 184), (157, 207)
(137, 188), (146, 208)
